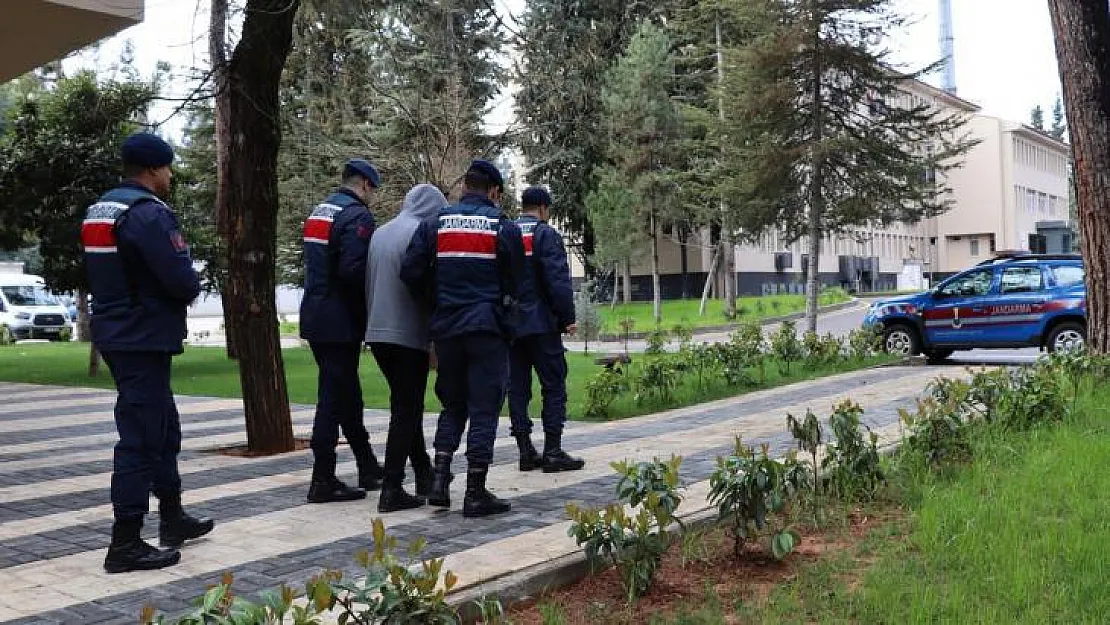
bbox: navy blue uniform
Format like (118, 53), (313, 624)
(299, 189), (377, 475)
(400, 193), (528, 466)
(508, 216), (576, 437)
(82, 182), (200, 521)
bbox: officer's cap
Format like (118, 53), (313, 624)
(467, 159), (505, 191)
(521, 187), (552, 207)
(343, 159), (381, 188)
(121, 132), (174, 168)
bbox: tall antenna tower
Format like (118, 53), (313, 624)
(939, 0), (957, 94)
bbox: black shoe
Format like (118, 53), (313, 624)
(159, 513), (215, 548)
(414, 464), (434, 497)
(378, 485), (425, 513)
(514, 433), (543, 472)
(307, 478), (366, 504)
(427, 453), (453, 508)
(462, 466), (511, 518)
(541, 449), (586, 473)
(358, 470), (383, 492)
(104, 519), (180, 574)
(356, 451), (385, 492)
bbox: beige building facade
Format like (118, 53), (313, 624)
(567, 76), (1073, 299)
(1, 0), (143, 81)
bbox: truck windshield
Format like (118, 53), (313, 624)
(1, 285), (59, 306)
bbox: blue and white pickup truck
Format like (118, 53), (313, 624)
(863, 254), (1086, 363)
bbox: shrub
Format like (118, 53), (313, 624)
(583, 367), (628, 419)
(822, 399), (884, 501)
(145, 519), (459, 624)
(847, 326), (882, 361)
(771, 320), (803, 375)
(708, 438), (803, 560)
(645, 327), (670, 355)
(634, 358), (681, 405)
(574, 285), (603, 353)
(567, 457), (683, 603)
(899, 395), (972, 470)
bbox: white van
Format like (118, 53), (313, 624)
(0, 274), (73, 344)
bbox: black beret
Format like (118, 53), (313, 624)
(468, 159), (505, 191)
(521, 186), (552, 207)
(343, 158), (381, 188)
(121, 132), (174, 168)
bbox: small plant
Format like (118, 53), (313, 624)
(646, 327), (670, 355)
(619, 317), (636, 354)
(584, 367), (628, 419)
(847, 326), (883, 361)
(786, 408), (822, 496)
(822, 399), (884, 501)
(755, 300), (767, 317)
(472, 596), (509, 625)
(634, 358), (680, 405)
(708, 438), (802, 560)
(145, 520), (459, 624)
(899, 395), (972, 469)
(771, 320), (803, 375)
(567, 457), (684, 603)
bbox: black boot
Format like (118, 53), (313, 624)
(463, 465), (511, 518)
(378, 474), (425, 514)
(541, 433), (585, 473)
(413, 461), (434, 497)
(307, 456), (366, 503)
(427, 452), (453, 508)
(157, 494), (215, 548)
(514, 433), (543, 472)
(104, 518), (181, 574)
(355, 449), (384, 492)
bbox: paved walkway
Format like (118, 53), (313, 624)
(0, 364), (958, 624)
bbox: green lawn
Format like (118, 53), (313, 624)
(596, 290), (850, 333)
(663, 381), (1110, 624)
(0, 342), (887, 421)
(274, 291), (853, 337)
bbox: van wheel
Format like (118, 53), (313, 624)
(1046, 322), (1086, 353)
(882, 323), (921, 357)
(0, 326), (12, 346)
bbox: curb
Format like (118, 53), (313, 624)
(595, 299), (862, 342)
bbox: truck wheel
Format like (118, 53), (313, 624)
(1046, 322), (1086, 353)
(882, 323), (921, 357)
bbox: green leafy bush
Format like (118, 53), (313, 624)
(770, 320), (803, 375)
(822, 399), (884, 501)
(584, 366), (629, 419)
(847, 326), (882, 361)
(708, 438), (804, 560)
(567, 457), (684, 603)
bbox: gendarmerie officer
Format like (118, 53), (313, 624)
(300, 159), (383, 503)
(82, 132), (213, 573)
(508, 187), (585, 473)
(400, 160), (529, 518)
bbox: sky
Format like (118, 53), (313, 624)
(65, 0), (1064, 139)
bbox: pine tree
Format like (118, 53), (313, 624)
(1031, 104), (1046, 130)
(720, 0), (976, 334)
(599, 21), (682, 324)
(1050, 94), (1067, 139)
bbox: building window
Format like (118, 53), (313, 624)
(970, 238), (980, 257)
(1038, 192), (1048, 213)
(1028, 233), (1048, 254)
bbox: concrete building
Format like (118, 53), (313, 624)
(1, 1), (144, 81)
(565, 76), (1073, 299)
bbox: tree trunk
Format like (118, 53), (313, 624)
(679, 228), (689, 300)
(215, 0), (299, 453)
(611, 265), (620, 311)
(804, 0), (824, 336)
(87, 342), (100, 377)
(75, 288), (91, 342)
(699, 247), (721, 316)
(1048, 0), (1110, 353)
(622, 259), (632, 305)
(209, 0), (239, 361)
(650, 207), (662, 325)
(716, 18), (738, 318)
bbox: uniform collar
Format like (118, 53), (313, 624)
(121, 180), (156, 195)
(518, 213), (543, 223)
(334, 187), (366, 207)
(459, 192), (499, 210)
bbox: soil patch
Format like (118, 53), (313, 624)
(200, 436), (312, 457)
(508, 506), (907, 625)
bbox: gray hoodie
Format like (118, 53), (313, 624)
(365, 184), (447, 350)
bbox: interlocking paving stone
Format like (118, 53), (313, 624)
(0, 368), (943, 624)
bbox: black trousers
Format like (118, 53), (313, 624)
(102, 351), (182, 522)
(309, 342), (373, 477)
(370, 342), (432, 482)
(432, 333), (509, 466)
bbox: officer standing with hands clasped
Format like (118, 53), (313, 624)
(82, 132), (214, 573)
(401, 160), (528, 518)
(509, 187), (586, 473)
(300, 159), (384, 504)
